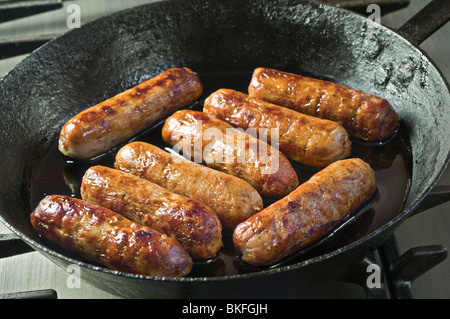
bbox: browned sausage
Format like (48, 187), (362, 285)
(233, 158), (376, 266)
(114, 141), (264, 230)
(30, 195), (193, 277)
(58, 67), (203, 160)
(204, 88), (352, 167)
(80, 165), (222, 260)
(161, 109), (299, 199)
(248, 67), (399, 142)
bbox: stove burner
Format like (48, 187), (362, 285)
(0, 0), (65, 60)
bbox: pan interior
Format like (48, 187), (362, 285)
(0, 0), (448, 280)
(29, 69), (412, 277)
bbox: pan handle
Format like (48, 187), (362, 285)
(397, 0), (450, 45)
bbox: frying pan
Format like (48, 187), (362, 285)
(0, 0), (449, 298)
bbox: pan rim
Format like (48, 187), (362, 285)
(0, 0), (449, 285)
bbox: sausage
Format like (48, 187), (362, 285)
(30, 195), (193, 277)
(80, 165), (222, 260)
(204, 88), (352, 167)
(114, 141), (264, 230)
(161, 109), (299, 199)
(233, 158), (376, 266)
(248, 67), (399, 142)
(58, 67), (203, 160)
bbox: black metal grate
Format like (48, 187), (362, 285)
(339, 235), (447, 299)
(0, 0), (412, 60)
(1, 230), (446, 299)
(0, 0), (66, 60)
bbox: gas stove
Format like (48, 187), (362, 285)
(0, 0), (449, 299)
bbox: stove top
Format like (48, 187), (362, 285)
(0, 0), (449, 299)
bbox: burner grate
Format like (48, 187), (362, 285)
(0, 233), (34, 259)
(340, 235), (447, 299)
(0, 289), (57, 299)
(0, 0), (71, 60)
(0, 0), (411, 60)
(0, 0), (63, 23)
(0, 230), (446, 299)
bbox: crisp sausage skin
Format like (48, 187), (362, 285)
(233, 158), (376, 267)
(204, 89), (352, 167)
(30, 195), (193, 277)
(248, 67), (399, 142)
(80, 165), (222, 260)
(114, 141), (264, 230)
(161, 110), (299, 199)
(58, 67), (203, 160)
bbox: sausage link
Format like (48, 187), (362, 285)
(248, 67), (399, 142)
(204, 88), (352, 167)
(161, 109), (299, 199)
(233, 158), (376, 266)
(58, 67), (203, 160)
(114, 141), (264, 230)
(80, 165), (222, 260)
(30, 195), (193, 277)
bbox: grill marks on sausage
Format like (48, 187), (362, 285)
(41, 66), (389, 276)
(58, 67), (203, 160)
(161, 109), (299, 199)
(233, 158), (376, 266)
(114, 142), (264, 230)
(30, 195), (193, 277)
(204, 89), (352, 167)
(80, 165), (222, 260)
(248, 67), (399, 142)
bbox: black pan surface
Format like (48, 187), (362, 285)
(0, 0), (449, 298)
